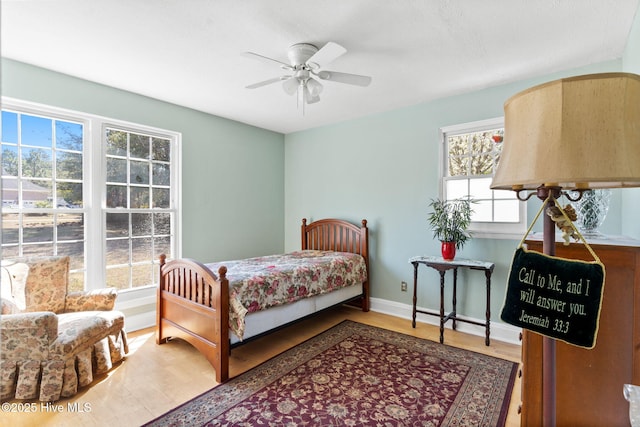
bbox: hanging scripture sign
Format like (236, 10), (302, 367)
(500, 197), (606, 349)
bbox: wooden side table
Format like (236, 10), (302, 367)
(409, 256), (495, 346)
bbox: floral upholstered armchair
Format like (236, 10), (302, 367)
(0, 256), (128, 402)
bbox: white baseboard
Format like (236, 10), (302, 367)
(369, 297), (523, 346)
(115, 294), (156, 332)
(123, 311), (156, 333)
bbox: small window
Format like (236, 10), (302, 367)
(440, 118), (526, 238)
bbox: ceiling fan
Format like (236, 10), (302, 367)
(243, 42), (372, 112)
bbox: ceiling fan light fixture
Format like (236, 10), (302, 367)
(282, 77), (299, 95)
(305, 85), (320, 104)
(306, 78), (323, 96)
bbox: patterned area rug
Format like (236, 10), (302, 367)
(144, 321), (518, 426)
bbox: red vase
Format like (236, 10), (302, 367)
(441, 241), (456, 260)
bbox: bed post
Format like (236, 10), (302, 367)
(360, 219), (370, 312)
(217, 266), (230, 383)
(301, 218), (308, 249)
(156, 254), (167, 345)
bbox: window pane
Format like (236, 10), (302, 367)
(23, 179), (52, 208)
(57, 241), (84, 270)
(22, 147), (52, 178)
(106, 266), (130, 290)
(68, 271), (84, 292)
(22, 243), (54, 257)
(23, 213), (53, 243)
(132, 213), (151, 236)
(107, 157), (127, 183)
(2, 111), (18, 143)
(131, 263), (153, 288)
(153, 188), (170, 208)
(130, 187), (149, 208)
(494, 189), (516, 200)
(448, 135), (468, 154)
(56, 121), (83, 151)
(2, 178), (18, 208)
(129, 134), (149, 159)
(154, 236), (171, 259)
(472, 200), (493, 222)
(21, 115), (52, 147)
(57, 213), (84, 240)
(132, 237), (152, 263)
(107, 185), (127, 208)
(2, 246), (19, 257)
(130, 160), (149, 184)
(470, 153), (493, 175)
(106, 129), (127, 156)
(57, 182), (82, 208)
(2, 145), (19, 176)
(154, 213), (171, 235)
(2, 213), (19, 244)
(495, 200), (520, 222)
(107, 213), (129, 237)
(469, 177), (493, 200)
(106, 239), (130, 264)
(152, 163), (170, 186)
(448, 156), (468, 177)
(57, 151), (83, 180)
(446, 179), (468, 199)
(152, 137), (170, 162)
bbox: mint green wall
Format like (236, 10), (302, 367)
(622, 8), (640, 237)
(284, 60), (627, 322)
(1, 59), (285, 261)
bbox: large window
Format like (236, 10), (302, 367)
(440, 118), (525, 238)
(1, 99), (180, 292)
(104, 127), (175, 290)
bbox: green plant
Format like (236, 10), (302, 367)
(427, 198), (473, 250)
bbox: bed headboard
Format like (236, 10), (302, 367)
(301, 218), (370, 311)
(301, 218), (369, 261)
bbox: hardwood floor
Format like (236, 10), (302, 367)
(0, 306), (522, 426)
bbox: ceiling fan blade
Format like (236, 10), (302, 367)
(306, 42), (346, 69)
(316, 70), (372, 87)
(246, 76), (289, 89)
(242, 51), (293, 70)
(282, 77), (299, 95)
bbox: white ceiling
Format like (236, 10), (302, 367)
(2, 0), (638, 134)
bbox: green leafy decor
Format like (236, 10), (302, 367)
(427, 198), (473, 250)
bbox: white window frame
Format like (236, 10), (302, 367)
(2, 97), (182, 293)
(439, 117), (526, 239)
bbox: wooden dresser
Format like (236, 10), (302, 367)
(521, 236), (640, 427)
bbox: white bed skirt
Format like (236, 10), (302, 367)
(230, 283), (362, 344)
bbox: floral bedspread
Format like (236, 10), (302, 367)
(205, 250), (367, 340)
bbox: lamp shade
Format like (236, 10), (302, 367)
(491, 73), (640, 191)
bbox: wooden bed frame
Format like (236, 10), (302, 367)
(155, 218), (369, 383)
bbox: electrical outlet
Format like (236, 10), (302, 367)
(401, 281), (407, 292)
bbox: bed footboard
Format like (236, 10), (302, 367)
(156, 254), (230, 383)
